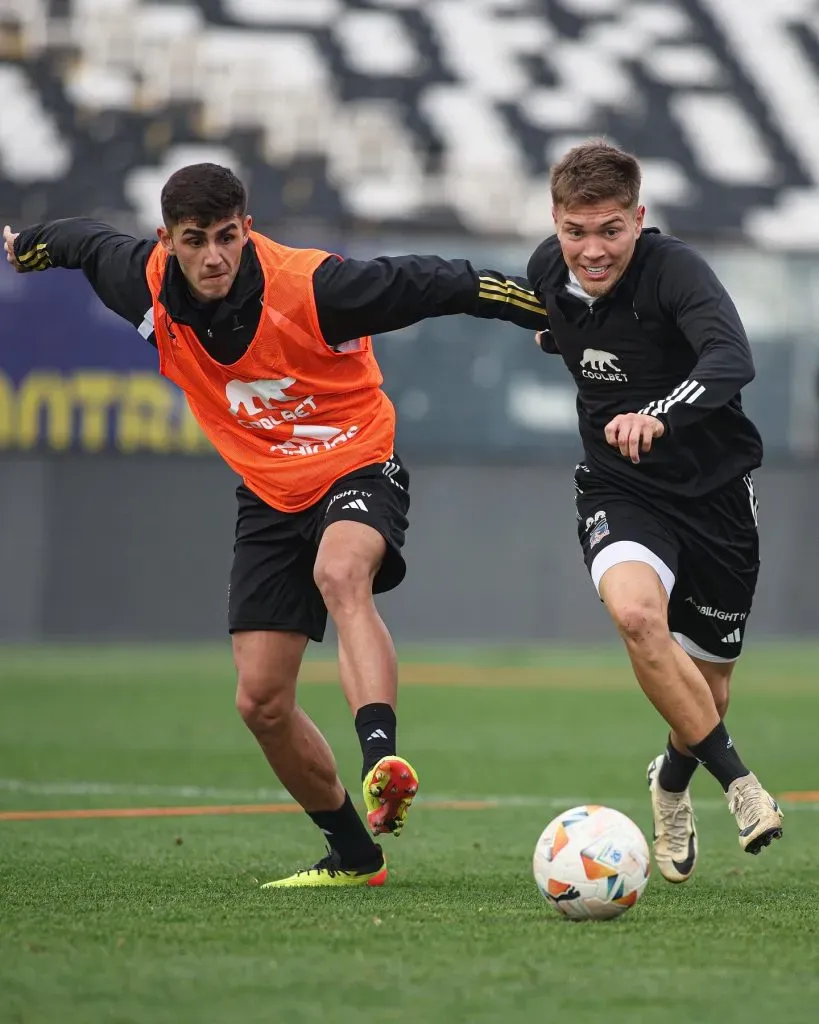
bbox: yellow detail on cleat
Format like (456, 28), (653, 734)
(363, 756), (419, 837)
(261, 849), (387, 889)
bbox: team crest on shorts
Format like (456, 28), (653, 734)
(585, 509), (610, 549)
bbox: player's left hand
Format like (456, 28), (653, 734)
(604, 412), (665, 464)
(3, 225), (22, 271)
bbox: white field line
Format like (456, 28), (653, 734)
(0, 778), (292, 802)
(0, 778), (816, 812)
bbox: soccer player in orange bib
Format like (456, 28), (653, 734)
(5, 163), (546, 887)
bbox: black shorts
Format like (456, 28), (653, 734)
(574, 464), (760, 661)
(229, 455), (410, 642)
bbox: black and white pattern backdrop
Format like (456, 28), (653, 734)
(1, 0), (818, 245)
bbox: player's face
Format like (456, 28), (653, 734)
(553, 201), (645, 298)
(159, 215), (252, 301)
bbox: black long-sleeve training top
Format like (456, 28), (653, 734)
(13, 218), (548, 363)
(527, 228), (763, 497)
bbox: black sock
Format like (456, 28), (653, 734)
(688, 721), (750, 792)
(658, 735), (699, 793)
(307, 792), (381, 869)
(355, 703), (397, 779)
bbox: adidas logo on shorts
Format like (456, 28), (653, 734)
(341, 499), (369, 511)
(721, 628), (742, 644)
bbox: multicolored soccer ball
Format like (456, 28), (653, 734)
(533, 805), (651, 921)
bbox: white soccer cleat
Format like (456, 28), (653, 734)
(726, 773), (784, 854)
(647, 754), (698, 883)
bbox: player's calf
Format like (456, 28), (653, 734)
(599, 562), (722, 745)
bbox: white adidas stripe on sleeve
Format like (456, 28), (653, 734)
(640, 379), (705, 417)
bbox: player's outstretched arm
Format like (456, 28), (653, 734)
(5, 218), (156, 332)
(312, 254), (548, 348)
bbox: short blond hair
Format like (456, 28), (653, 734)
(550, 140), (641, 210)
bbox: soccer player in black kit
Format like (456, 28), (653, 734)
(527, 141), (783, 883)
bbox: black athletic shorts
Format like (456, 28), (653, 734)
(574, 464), (760, 661)
(229, 455), (410, 642)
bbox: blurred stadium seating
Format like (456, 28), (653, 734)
(2, 0), (819, 243)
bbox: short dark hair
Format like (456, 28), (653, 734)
(551, 141), (641, 210)
(160, 163), (248, 228)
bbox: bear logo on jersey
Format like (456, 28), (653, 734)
(579, 349), (628, 382)
(581, 349), (619, 372)
(226, 377), (298, 416)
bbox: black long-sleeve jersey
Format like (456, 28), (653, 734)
(527, 229), (763, 498)
(13, 219), (547, 362)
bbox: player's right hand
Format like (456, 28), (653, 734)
(3, 225), (23, 271)
(604, 412), (665, 464)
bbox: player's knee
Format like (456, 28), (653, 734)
(235, 672), (295, 734)
(609, 599), (667, 648)
(313, 556), (371, 611)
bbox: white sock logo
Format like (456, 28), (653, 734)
(367, 729), (388, 742)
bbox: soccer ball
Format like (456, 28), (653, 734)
(533, 805), (651, 921)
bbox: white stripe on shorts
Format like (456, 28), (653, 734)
(672, 632), (737, 664)
(590, 540), (676, 597)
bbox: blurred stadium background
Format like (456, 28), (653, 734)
(1, 0), (819, 644)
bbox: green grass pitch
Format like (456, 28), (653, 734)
(2, 642), (818, 1023)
